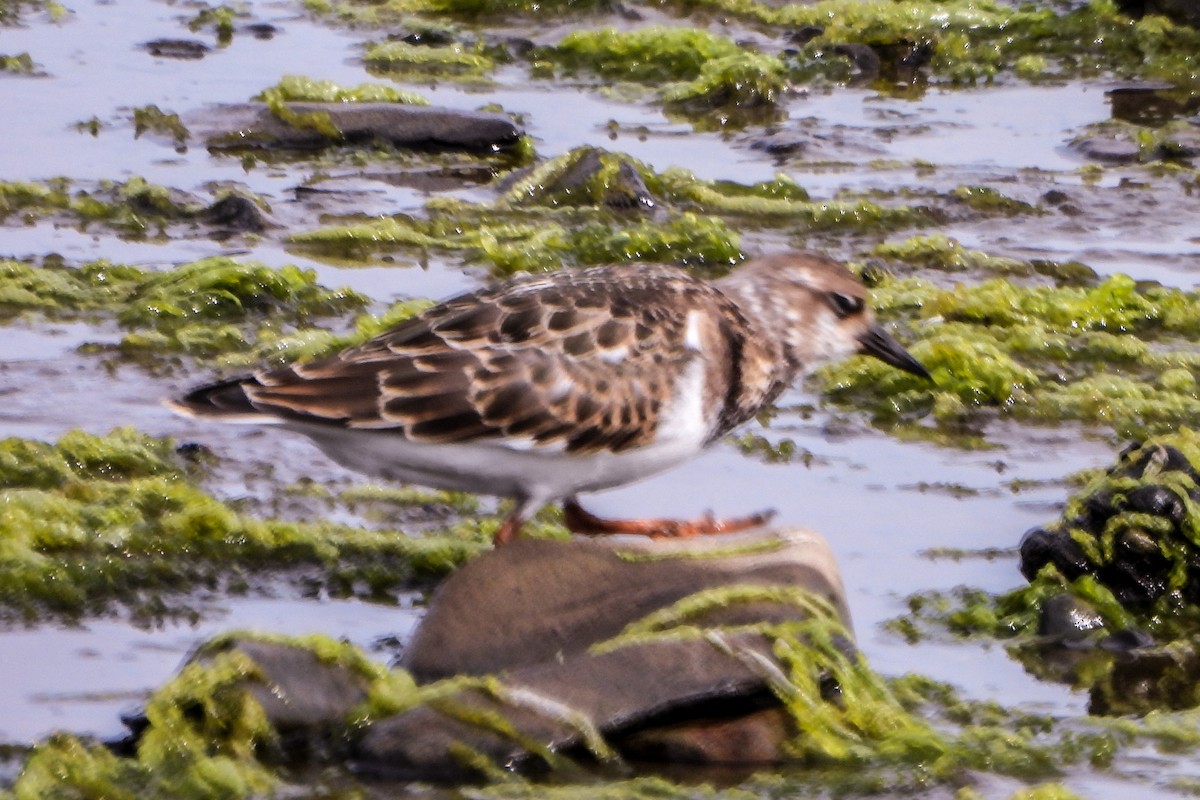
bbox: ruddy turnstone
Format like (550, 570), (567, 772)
(168, 252), (929, 544)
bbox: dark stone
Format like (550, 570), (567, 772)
(1121, 443), (1200, 483)
(511, 147), (656, 211)
(1107, 83), (1200, 126)
(1125, 484), (1186, 523)
(1037, 593), (1105, 642)
(617, 704), (789, 764)
(1071, 136), (1142, 164)
(201, 192), (274, 233)
(143, 39), (211, 59)
(1103, 529), (1171, 605)
(242, 23), (280, 40)
(787, 26), (825, 45)
(127, 186), (200, 216)
(400, 29), (457, 46)
(1098, 628), (1156, 651)
(1019, 526), (1090, 582)
(197, 638), (370, 758)
(196, 103), (523, 153)
(174, 441), (214, 462)
(749, 134), (808, 157)
(1114, 0), (1200, 28)
(832, 43), (881, 79)
(1079, 489), (1118, 530)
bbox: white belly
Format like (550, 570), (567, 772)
(288, 353), (714, 505)
(294, 423), (705, 505)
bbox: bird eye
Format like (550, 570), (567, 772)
(828, 292), (864, 318)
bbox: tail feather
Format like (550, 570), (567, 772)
(164, 376), (275, 423)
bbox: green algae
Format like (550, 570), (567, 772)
(363, 38), (496, 77)
(187, 4), (239, 44)
(545, 27), (793, 114)
(305, 0), (607, 26)
(255, 74), (428, 106)
(0, 177), (202, 235)
(663, 52), (787, 110)
(254, 72), (441, 146)
(872, 234), (1035, 275)
(0, 256), (369, 363)
(1075, 119), (1200, 165)
(291, 208), (743, 274)
(0, 619), (1177, 798)
(215, 297), (432, 368)
(498, 147), (656, 210)
(0, 0), (64, 25)
(551, 27), (745, 83)
(659, 167), (929, 229)
(291, 145), (940, 273)
(673, 0), (1200, 89)
(732, 432), (817, 465)
(116, 257), (363, 330)
(817, 245), (1200, 442)
(0, 52), (36, 74)
(890, 432), (1200, 715)
(585, 585), (1059, 785)
(5, 647), (280, 800)
(0, 428), (487, 622)
(131, 105), (189, 147)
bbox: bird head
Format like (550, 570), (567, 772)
(720, 252), (931, 381)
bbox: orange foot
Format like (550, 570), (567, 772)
(562, 498), (776, 539)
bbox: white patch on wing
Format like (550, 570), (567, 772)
(684, 309), (704, 351)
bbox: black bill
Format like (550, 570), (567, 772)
(857, 324), (931, 380)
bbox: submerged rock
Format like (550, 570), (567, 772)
(193, 103), (523, 152)
(142, 39), (211, 59)
(1071, 135), (1142, 164)
(201, 191), (275, 233)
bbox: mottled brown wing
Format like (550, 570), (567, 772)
(242, 265), (727, 454)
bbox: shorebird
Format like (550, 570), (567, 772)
(168, 252), (930, 544)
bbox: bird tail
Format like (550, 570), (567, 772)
(163, 376), (278, 424)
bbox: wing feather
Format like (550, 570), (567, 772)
(186, 264), (742, 454)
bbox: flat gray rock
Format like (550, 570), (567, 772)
(193, 103), (523, 152)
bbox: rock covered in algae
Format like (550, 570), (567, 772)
(357, 528), (851, 776)
(1019, 436), (1200, 607)
(90, 531), (965, 789)
(404, 527), (851, 679)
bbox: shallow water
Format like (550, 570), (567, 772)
(2, 0), (1200, 794)
(0, 591), (420, 743)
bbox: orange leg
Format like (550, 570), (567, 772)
(562, 498), (775, 539)
(493, 513), (525, 546)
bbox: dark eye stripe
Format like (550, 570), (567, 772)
(828, 292), (864, 318)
